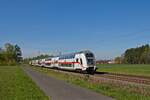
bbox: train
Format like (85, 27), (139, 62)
(30, 50), (97, 74)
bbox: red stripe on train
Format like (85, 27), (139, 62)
(45, 61), (84, 67)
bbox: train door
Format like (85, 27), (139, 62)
(76, 58), (79, 68)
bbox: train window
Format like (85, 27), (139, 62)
(80, 58), (83, 65)
(86, 53), (94, 57)
(46, 63), (51, 66)
(87, 59), (94, 65)
(59, 53), (75, 60)
(76, 58), (78, 62)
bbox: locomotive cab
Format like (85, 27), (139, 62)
(75, 51), (96, 74)
(85, 52), (96, 74)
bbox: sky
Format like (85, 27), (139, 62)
(0, 0), (150, 59)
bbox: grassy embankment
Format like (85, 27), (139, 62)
(97, 64), (150, 77)
(0, 66), (49, 100)
(30, 65), (150, 100)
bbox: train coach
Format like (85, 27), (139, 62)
(30, 50), (97, 74)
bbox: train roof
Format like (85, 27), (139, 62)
(31, 50), (93, 60)
(59, 50), (93, 59)
(76, 50), (93, 54)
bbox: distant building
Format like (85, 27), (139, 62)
(108, 60), (115, 64)
(96, 60), (115, 64)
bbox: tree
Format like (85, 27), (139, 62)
(4, 43), (16, 65)
(0, 43), (22, 65)
(148, 50), (150, 63)
(23, 54), (52, 64)
(32, 54), (51, 60)
(123, 44), (150, 64)
(14, 44), (22, 63)
(0, 48), (3, 65)
(115, 57), (122, 64)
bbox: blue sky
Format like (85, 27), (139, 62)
(0, 0), (150, 59)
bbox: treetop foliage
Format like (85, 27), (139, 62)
(0, 43), (22, 65)
(23, 54), (53, 64)
(115, 44), (150, 64)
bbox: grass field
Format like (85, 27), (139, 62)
(0, 66), (49, 100)
(30, 66), (150, 100)
(97, 64), (150, 77)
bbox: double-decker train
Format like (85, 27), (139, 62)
(30, 50), (97, 74)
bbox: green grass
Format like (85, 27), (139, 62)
(30, 66), (150, 100)
(97, 64), (150, 77)
(0, 66), (49, 100)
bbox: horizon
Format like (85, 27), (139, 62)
(0, 0), (150, 59)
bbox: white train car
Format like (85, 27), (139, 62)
(30, 60), (37, 66)
(57, 50), (96, 73)
(31, 59), (41, 66)
(35, 59), (40, 66)
(38, 59), (46, 67)
(51, 57), (59, 68)
(44, 58), (53, 68)
(30, 50), (97, 74)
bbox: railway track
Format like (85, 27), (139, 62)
(94, 72), (150, 85)
(55, 69), (150, 85)
(28, 65), (150, 86)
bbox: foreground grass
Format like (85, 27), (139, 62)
(97, 64), (150, 77)
(0, 66), (49, 100)
(30, 66), (150, 100)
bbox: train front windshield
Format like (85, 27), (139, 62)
(86, 53), (95, 65)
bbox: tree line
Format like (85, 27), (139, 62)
(0, 43), (22, 65)
(23, 54), (52, 64)
(115, 44), (150, 64)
